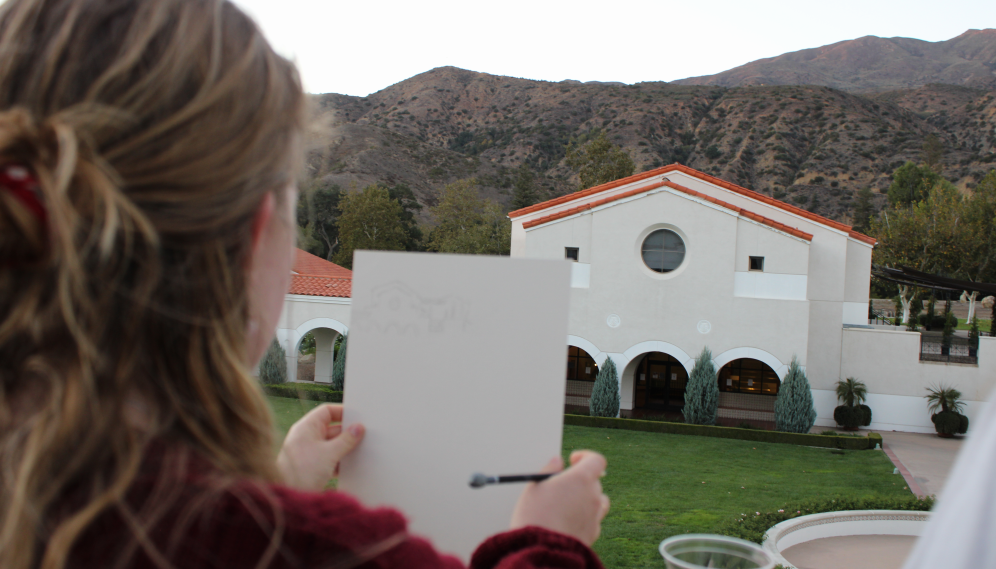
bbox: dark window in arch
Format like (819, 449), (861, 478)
(718, 359), (780, 395)
(641, 229), (685, 273)
(634, 352), (688, 410)
(567, 346), (598, 382)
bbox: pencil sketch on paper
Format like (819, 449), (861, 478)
(353, 281), (471, 335)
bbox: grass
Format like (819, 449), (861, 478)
(957, 318), (991, 331)
(266, 396), (908, 568)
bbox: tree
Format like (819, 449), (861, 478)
(334, 185), (407, 269)
(968, 317), (980, 354)
(954, 171), (996, 321)
(428, 179), (511, 255)
(834, 377), (871, 429)
(297, 182), (343, 261)
(852, 187), (875, 233)
(589, 357), (619, 418)
(387, 183), (425, 252)
(259, 338), (287, 384)
(564, 130), (635, 191)
(774, 357), (817, 433)
(922, 134), (944, 173)
(683, 347), (719, 425)
(512, 163), (539, 210)
(886, 162), (942, 207)
(331, 333), (347, 391)
(942, 311), (956, 353)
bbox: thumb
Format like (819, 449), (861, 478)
(538, 455), (564, 475)
(324, 423), (365, 464)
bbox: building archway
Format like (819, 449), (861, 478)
(565, 345), (599, 413)
(715, 358), (781, 429)
(633, 352), (688, 411)
(277, 317), (348, 383)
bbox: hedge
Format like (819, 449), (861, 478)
(262, 383), (343, 403)
(718, 495), (935, 544)
(564, 415), (883, 450)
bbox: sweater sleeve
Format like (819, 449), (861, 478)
(271, 487), (602, 569)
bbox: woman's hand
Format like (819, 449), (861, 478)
(276, 404), (365, 491)
(509, 450), (610, 546)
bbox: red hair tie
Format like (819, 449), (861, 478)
(1, 164), (46, 225)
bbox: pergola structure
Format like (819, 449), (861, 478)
(872, 265), (996, 323)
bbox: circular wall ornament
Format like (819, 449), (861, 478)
(697, 320), (712, 335)
(606, 314), (622, 329)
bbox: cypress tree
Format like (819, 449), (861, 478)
(259, 338), (287, 384)
(968, 317), (980, 353)
(589, 358), (619, 418)
(925, 294), (936, 330)
(942, 312), (955, 352)
(774, 357), (817, 433)
(683, 347), (719, 425)
(331, 333), (347, 391)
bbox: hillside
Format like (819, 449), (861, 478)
(674, 29), (996, 93)
(306, 66), (996, 224)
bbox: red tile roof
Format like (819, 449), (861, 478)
(510, 164), (875, 245)
(288, 249), (352, 298)
(292, 248), (353, 278)
(522, 180), (814, 242)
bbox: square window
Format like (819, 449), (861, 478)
(565, 247), (579, 261)
(749, 256), (764, 271)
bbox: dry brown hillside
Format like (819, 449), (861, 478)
(674, 29), (996, 93)
(305, 66), (996, 223)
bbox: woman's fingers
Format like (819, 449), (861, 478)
(323, 423), (365, 464)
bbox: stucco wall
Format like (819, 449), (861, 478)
(276, 294), (351, 383)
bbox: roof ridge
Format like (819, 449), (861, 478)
(509, 164), (875, 245)
(292, 272), (352, 279)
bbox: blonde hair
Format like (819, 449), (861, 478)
(0, 1), (307, 567)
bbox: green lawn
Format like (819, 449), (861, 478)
(957, 318), (991, 331)
(267, 396), (907, 568)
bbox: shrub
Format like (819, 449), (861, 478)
(683, 347), (719, 425)
(858, 404), (872, 427)
(263, 383), (342, 403)
(932, 410), (969, 435)
(736, 422), (758, 430)
(331, 333), (347, 391)
(717, 495), (935, 544)
(833, 405), (862, 429)
(258, 339), (287, 384)
(590, 358), (620, 417)
(968, 317), (980, 351)
(942, 312), (956, 350)
(918, 313), (946, 330)
(774, 357), (817, 433)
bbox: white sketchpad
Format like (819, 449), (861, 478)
(338, 251), (572, 561)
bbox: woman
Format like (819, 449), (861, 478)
(0, 1), (609, 568)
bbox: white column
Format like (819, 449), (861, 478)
(313, 328), (335, 384)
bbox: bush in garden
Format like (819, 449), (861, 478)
(925, 384), (969, 436)
(833, 377), (870, 429)
(331, 333), (348, 391)
(259, 338), (287, 385)
(683, 347), (719, 425)
(942, 312), (956, 352)
(589, 358), (620, 418)
(968, 317), (980, 352)
(932, 411), (969, 435)
(774, 357), (817, 434)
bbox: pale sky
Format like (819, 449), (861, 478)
(232, 0), (996, 97)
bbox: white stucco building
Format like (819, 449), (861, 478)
(277, 165), (994, 433)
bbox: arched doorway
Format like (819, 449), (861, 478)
(565, 346), (599, 413)
(296, 327), (342, 383)
(634, 352), (688, 410)
(716, 358), (780, 429)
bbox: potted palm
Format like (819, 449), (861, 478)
(925, 385), (969, 438)
(833, 377), (871, 430)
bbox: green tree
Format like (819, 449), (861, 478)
(774, 357), (817, 434)
(512, 164), (539, 210)
(297, 182), (343, 261)
(852, 187), (875, 233)
(942, 311), (956, 352)
(887, 162), (941, 207)
(259, 339), (287, 384)
(331, 333), (347, 391)
(683, 348), (719, 425)
(428, 179), (511, 255)
(564, 130), (635, 191)
(589, 357), (619, 418)
(388, 183), (425, 252)
(968, 317), (980, 353)
(955, 171), (996, 319)
(334, 185), (407, 268)
(921, 134), (944, 173)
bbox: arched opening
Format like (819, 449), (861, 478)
(296, 327), (341, 383)
(565, 346), (598, 413)
(716, 358), (780, 429)
(718, 359), (780, 395)
(634, 352), (688, 411)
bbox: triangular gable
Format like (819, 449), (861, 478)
(510, 164), (874, 245)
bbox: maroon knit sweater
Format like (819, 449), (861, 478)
(68, 448), (604, 569)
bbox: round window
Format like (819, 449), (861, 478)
(641, 229), (686, 273)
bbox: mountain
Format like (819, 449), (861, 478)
(305, 66), (996, 225)
(674, 29), (996, 93)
